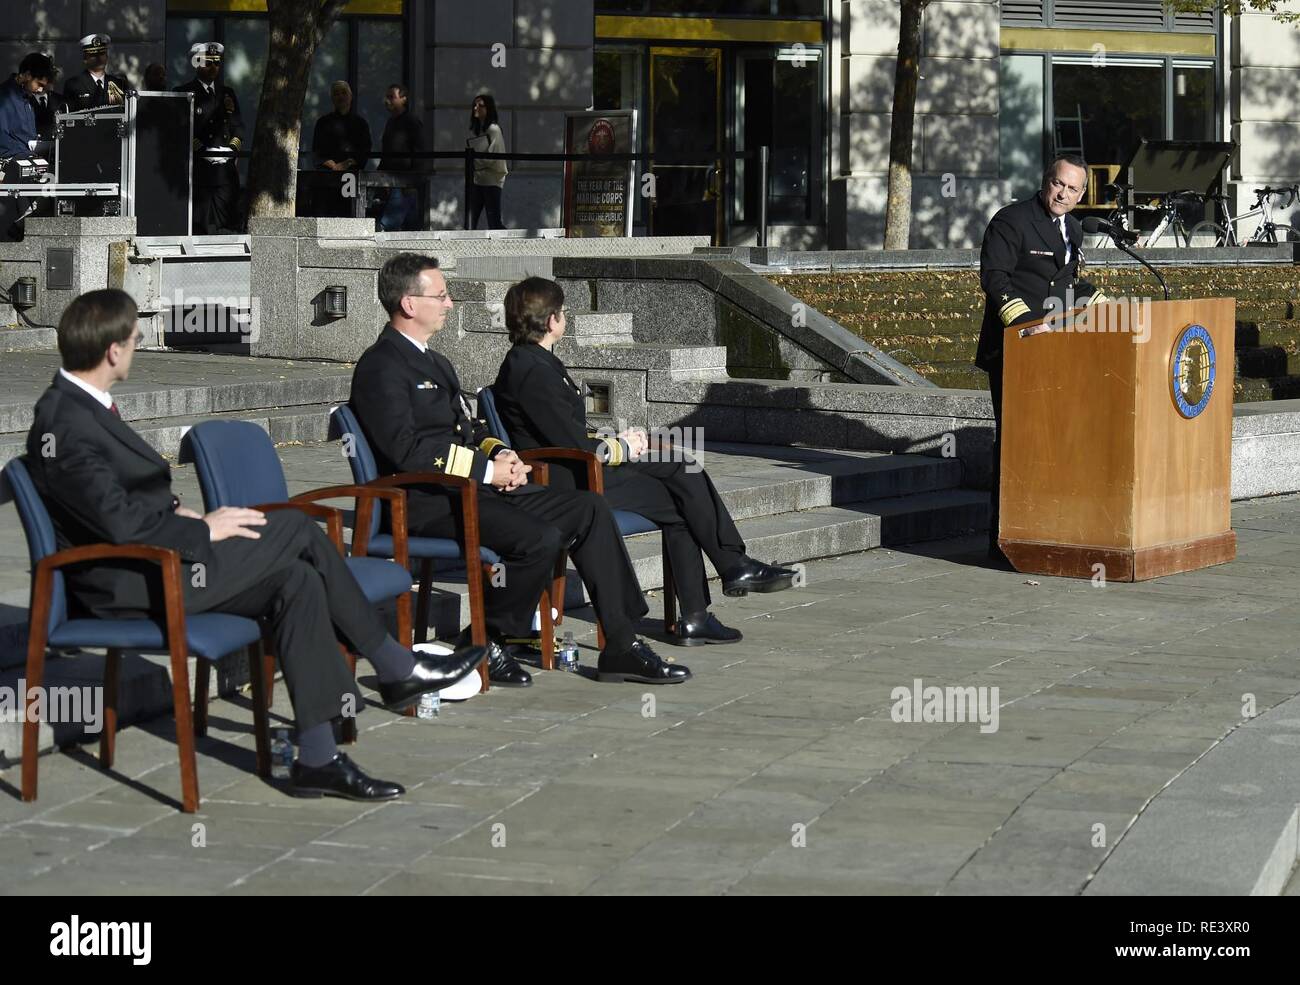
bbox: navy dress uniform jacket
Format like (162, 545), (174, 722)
(975, 194), (1100, 372)
(493, 341), (630, 466)
(349, 325), (510, 530)
(63, 70), (131, 110)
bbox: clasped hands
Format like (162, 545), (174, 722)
(490, 448), (532, 491)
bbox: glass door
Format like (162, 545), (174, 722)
(649, 46), (722, 241)
(734, 46), (823, 236)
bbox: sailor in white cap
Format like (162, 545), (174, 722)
(64, 33), (130, 109)
(174, 42), (245, 234)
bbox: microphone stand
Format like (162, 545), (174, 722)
(1112, 232), (1170, 301)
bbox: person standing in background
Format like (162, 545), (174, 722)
(174, 43), (244, 235)
(143, 63), (166, 92)
(375, 82), (424, 232)
(63, 34), (129, 109)
(466, 93), (507, 230)
(311, 81), (372, 218)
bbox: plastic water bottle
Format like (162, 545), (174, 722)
(558, 631), (579, 672)
(271, 728), (293, 780)
(417, 690), (440, 719)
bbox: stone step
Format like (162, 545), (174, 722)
(906, 361), (987, 390)
(0, 402), (338, 464)
(570, 311), (634, 344)
(1234, 376), (1300, 402)
(559, 339), (729, 379)
(0, 350), (355, 441)
(1237, 346), (1300, 379)
(1236, 321), (1300, 346)
(0, 326), (57, 352)
(878, 334), (981, 365)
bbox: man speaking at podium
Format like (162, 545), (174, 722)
(975, 152), (1102, 565)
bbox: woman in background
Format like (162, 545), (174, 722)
(467, 93), (507, 229)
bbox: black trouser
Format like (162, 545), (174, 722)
(408, 485), (647, 653)
(468, 183), (503, 229)
(177, 511), (371, 731)
(986, 359), (1003, 555)
(193, 164), (241, 234)
(589, 461), (746, 615)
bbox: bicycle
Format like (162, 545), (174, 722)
(1143, 189), (1215, 248)
(1189, 184), (1300, 246)
(1087, 182), (1207, 248)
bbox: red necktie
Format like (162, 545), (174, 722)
(109, 402), (121, 417)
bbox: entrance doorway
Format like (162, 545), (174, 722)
(649, 47), (722, 241)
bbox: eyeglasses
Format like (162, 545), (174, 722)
(408, 293), (451, 303)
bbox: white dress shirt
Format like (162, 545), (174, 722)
(59, 368), (113, 409)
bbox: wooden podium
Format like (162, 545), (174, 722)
(999, 298), (1236, 581)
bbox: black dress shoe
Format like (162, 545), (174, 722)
(289, 753), (405, 801)
(597, 639), (691, 684)
(487, 641), (533, 687)
(378, 644), (487, 711)
(671, 610), (742, 646)
(720, 557), (797, 597)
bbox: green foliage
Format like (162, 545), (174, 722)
(1162, 0), (1300, 24)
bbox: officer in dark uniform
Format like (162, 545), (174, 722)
(174, 42), (244, 234)
(350, 253), (692, 688)
(63, 34), (130, 110)
(493, 276), (800, 646)
(29, 80), (67, 143)
(976, 152), (1104, 564)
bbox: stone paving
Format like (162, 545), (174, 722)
(3, 464), (1300, 894)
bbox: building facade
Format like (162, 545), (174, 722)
(5, 1), (1299, 247)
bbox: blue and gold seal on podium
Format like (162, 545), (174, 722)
(1171, 324), (1215, 419)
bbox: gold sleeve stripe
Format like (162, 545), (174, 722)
(999, 300), (1032, 325)
(445, 444), (475, 478)
(479, 436), (506, 457)
(600, 436), (624, 466)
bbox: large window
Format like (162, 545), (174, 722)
(165, 11), (405, 172)
(1052, 58), (1164, 166)
(1000, 52), (1220, 189)
(735, 48), (822, 224)
(1173, 62), (1215, 141)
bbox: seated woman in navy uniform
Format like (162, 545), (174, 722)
(492, 277), (799, 647)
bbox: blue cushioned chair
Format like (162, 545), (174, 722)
(4, 457), (268, 814)
(330, 405), (559, 682)
(476, 386), (676, 641)
(183, 420), (416, 716)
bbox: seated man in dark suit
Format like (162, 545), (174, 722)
(24, 289), (485, 801)
(493, 277), (798, 646)
(348, 253), (691, 686)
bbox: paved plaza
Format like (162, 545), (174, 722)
(2, 444), (1300, 895)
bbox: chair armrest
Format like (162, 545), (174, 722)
(291, 484), (407, 564)
(517, 447), (603, 493)
(526, 461), (549, 487)
(254, 501), (345, 554)
(367, 473), (484, 566)
(31, 544), (187, 652)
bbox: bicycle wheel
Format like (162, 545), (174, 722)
(1188, 221), (1229, 248)
(1277, 224), (1300, 244)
